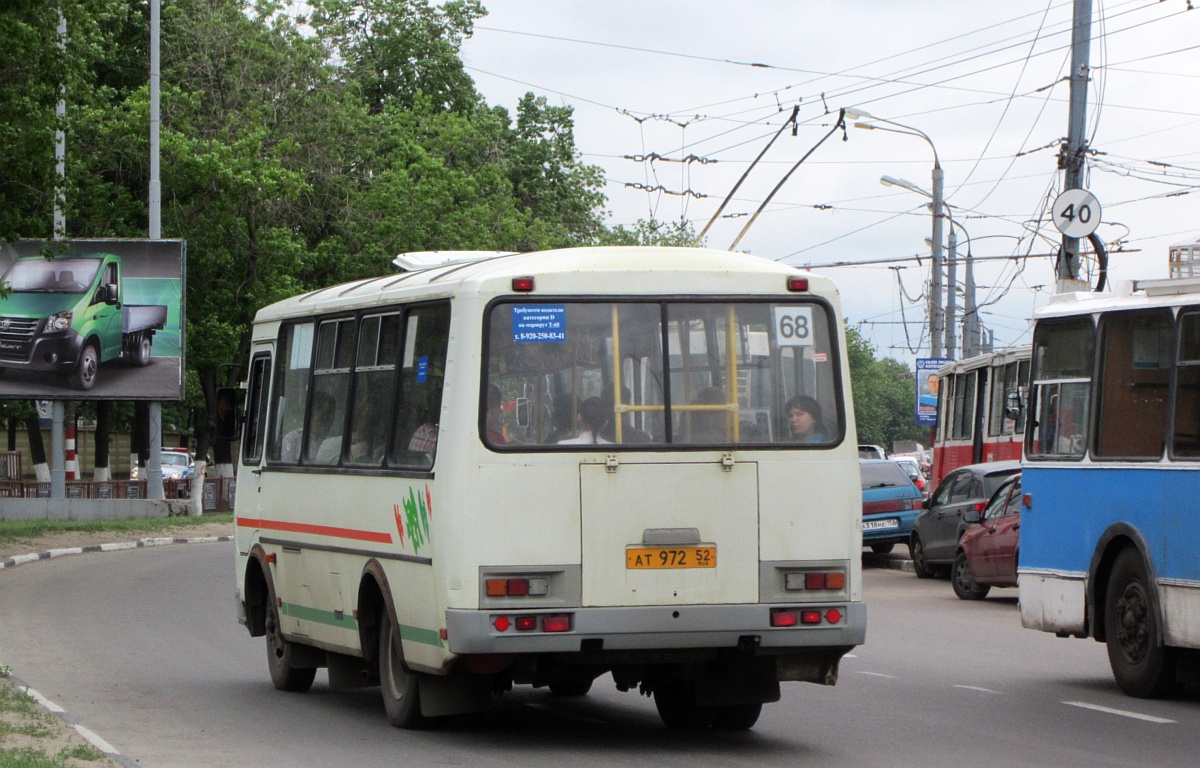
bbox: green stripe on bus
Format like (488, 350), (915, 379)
(280, 602), (443, 648)
(281, 602), (358, 629)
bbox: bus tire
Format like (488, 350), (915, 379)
(952, 551), (989, 600)
(69, 342), (99, 391)
(711, 702), (762, 731)
(379, 610), (426, 728)
(654, 681), (714, 731)
(548, 679), (593, 696)
(910, 535), (935, 579)
(1104, 547), (1181, 699)
(264, 583), (317, 693)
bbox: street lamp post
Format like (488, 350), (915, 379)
(846, 108), (945, 359)
(882, 175), (979, 359)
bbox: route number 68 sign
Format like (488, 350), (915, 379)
(773, 306), (814, 347)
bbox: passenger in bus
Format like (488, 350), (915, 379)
(599, 383), (653, 444)
(310, 392), (343, 464)
(557, 396), (613, 445)
(350, 398), (387, 464)
(786, 395), (829, 443)
(407, 391), (441, 457)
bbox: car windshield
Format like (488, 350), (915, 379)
(2, 258), (102, 294)
(162, 453), (190, 467)
(860, 462), (911, 489)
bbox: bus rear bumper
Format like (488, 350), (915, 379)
(444, 601), (866, 655)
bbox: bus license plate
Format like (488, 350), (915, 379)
(626, 546), (716, 569)
(862, 519), (899, 531)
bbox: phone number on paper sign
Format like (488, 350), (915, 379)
(514, 331), (566, 342)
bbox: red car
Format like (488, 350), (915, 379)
(952, 473), (1022, 600)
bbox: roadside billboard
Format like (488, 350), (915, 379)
(0, 239), (185, 400)
(915, 357), (950, 426)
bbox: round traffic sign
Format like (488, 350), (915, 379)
(1051, 189), (1101, 238)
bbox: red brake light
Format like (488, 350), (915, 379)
(506, 579), (529, 596)
(825, 608), (843, 624)
(542, 615), (571, 632)
(800, 610), (823, 625)
(493, 616), (510, 631)
(974, 501), (987, 512)
(771, 608), (799, 627)
(805, 573), (827, 590)
(512, 276), (535, 292)
(787, 276), (809, 292)
(515, 616), (537, 631)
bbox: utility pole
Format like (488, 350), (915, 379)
(1057, 0), (1093, 293)
(146, 0), (164, 500)
(945, 227), (957, 359)
(930, 165), (945, 358)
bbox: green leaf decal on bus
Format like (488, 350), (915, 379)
(402, 485), (432, 554)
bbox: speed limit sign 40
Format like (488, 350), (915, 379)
(1051, 189), (1101, 238)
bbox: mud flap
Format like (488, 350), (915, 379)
(418, 671), (494, 717)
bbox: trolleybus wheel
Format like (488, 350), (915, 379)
(379, 610), (427, 728)
(1105, 547), (1181, 699)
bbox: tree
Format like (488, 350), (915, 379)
(844, 324), (929, 450)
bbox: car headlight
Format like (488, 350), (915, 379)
(46, 311), (73, 332)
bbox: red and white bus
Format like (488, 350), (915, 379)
(930, 345), (1031, 487)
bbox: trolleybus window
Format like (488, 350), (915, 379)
(483, 299), (840, 447)
(1174, 311), (1200, 458)
(1094, 309), (1173, 459)
(1028, 318), (1094, 457)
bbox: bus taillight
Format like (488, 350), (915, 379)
(787, 276), (809, 292)
(485, 577), (550, 597)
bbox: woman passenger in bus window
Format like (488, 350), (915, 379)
(786, 395), (829, 443)
(557, 397), (613, 445)
(486, 384), (507, 444)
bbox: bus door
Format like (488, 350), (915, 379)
(238, 348), (274, 525)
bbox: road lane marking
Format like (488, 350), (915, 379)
(1063, 701), (1175, 723)
(954, 685), (1001, 694)
(856, 671), (896, 678)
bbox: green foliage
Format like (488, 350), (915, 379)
(844, 324), (930, 450)
(0, 514), (232, 545)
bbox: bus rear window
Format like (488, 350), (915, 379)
(483, 300), (842, 449)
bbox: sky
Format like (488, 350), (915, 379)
(455, 0), (1200, 366)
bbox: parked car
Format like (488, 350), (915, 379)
(131, 447), (194, 481)
(953, 473), (1023, 600)
(859, 459), (924, 554)
(892, 455), (927, 495)
(908, 460), (1020, 578)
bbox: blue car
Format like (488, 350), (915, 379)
(860, 459), (924, 554)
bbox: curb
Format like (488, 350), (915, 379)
(1, 535), (233, 571)
(6, 674), (140, 768)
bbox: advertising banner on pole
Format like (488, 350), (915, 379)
(915, 357), (951, 426)
(0, 239), (185, 400)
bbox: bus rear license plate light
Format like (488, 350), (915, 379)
(542, 615), (571, 632)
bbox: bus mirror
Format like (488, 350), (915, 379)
(1005, 391), (1023, 420)
(215, 386), (242, 442)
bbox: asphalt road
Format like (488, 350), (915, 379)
(1, 543), (1197, 767)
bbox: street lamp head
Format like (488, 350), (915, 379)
(843, 107), (875, 121)
(852, 122), (875, 131)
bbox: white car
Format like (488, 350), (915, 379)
(131, 449), (194, 480)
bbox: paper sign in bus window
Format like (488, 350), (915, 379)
(513, 305), (566, 343)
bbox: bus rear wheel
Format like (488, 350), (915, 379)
(711, 702), (762, 730)
(379, 610), (427, 728)
(653, 681), (714, 731)
(1105, 548), (1181, 699)
(264, 585), (317, 693)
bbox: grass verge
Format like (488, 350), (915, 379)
(0, 514), (232, 546)
(0, 668), (115, 768)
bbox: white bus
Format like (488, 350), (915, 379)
(228, 246), (865, 730)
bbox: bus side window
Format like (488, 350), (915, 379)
(270, 322), (314, 463)
(242, 356), (270, 464)
(391, 302), (451, 469)
(346, 313), (399, 467)
(1173, 312), (1200, 458)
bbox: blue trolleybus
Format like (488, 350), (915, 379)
(1019, 276), (1200, 697)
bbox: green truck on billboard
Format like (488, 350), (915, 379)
(0, 252), (168, 390)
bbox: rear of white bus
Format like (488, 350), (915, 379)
(439, 252), (864, 729)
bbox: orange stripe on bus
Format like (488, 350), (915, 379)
(238, 517), (393, 544)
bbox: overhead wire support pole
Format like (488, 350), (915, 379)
(728, 109), (845, 251)
(692, 105), (799, 247)
(1057, 0), (1093, 291)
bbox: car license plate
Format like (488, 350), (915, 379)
(626, 546), (716, 569)
(862, 519), (900, 531)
